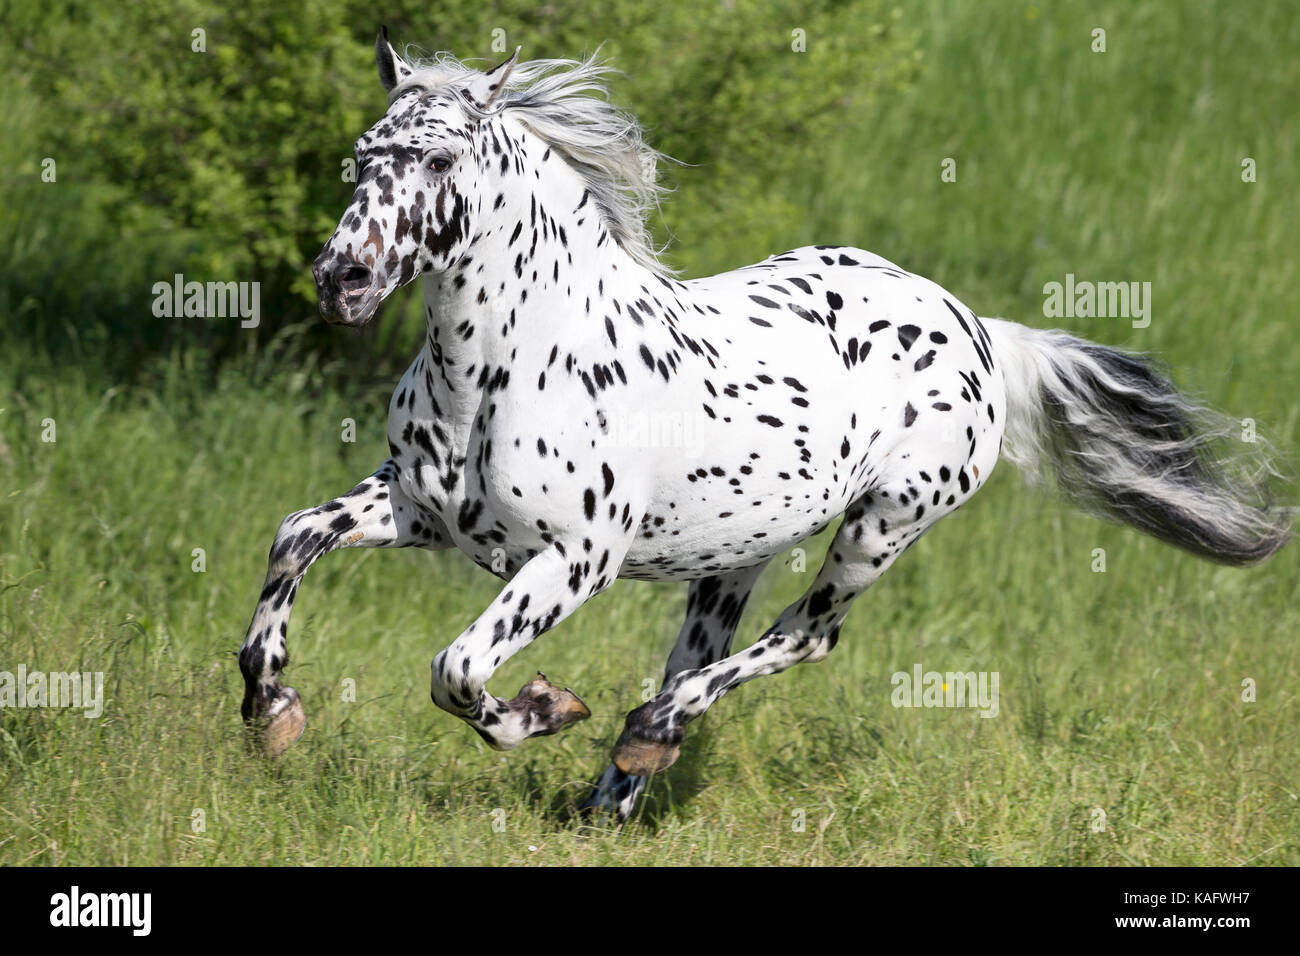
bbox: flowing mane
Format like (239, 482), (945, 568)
(391, 50), (671, 273)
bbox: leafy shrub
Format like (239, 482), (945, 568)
(2, 0), (916, 378)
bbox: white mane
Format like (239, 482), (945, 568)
(391, 51), (671, 274)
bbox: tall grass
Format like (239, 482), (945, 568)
(1, 0), (1297, 864)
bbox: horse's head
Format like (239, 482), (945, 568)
(312, 29), (519, 326)
(314, 30), (666, 327)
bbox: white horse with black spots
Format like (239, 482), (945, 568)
(238, 30), (1291, 820)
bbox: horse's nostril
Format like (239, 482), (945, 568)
(337, 264), (372, 294)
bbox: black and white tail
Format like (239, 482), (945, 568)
(985, 319), (1291, 566)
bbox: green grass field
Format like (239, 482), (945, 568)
(2, 0), (1297, 865)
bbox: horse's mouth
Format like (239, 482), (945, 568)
(319, 287), (386, 327)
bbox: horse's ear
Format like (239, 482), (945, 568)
(466, 47), (521, 110)
(376, 25), (413, 93)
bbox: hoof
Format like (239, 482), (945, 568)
(256, 687), (306, 757)
(509, 672), (591, 736)
(611, 729), (681, 776)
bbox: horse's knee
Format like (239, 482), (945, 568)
(429, 648), (479, 717)
(267, 511), (323, 579)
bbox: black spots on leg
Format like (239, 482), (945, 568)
(271, 576), (295, 611)
(869, 319), (891, 333)
(807, 583), (836, 618)
(840, 437), (851, 459)
(238, 643), (264, 682)
(958, 468), (971, 494)
(757, 414), (784, 428)
(939, 466), (951, 482)
(601, 463), (615, 497)
(686, 583), (720, 627)
(825, 625), (842, 652)
(705, 666), (740, 698)
(537, 437), (547, 457)
(903, 402), (918, 427)
(826, 290), (843, 310)
(583, 488), (596, 521)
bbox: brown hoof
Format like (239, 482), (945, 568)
(611, 729), (681, 776)
(510, 672), (591, 735)
(259, 687), (306, 757)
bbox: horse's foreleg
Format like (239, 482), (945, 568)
(582, 562), (768, 821)
(238, 459), (448, 754)
(428, 537), (630, 751)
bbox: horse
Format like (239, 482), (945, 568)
(238, 29), (1291, 820)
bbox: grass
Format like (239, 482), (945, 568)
(1, 0), (1298, 865)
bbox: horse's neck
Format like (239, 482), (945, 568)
(418, 191), (653, 424)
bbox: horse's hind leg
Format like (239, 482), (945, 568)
(239, 459), (449, 755)
(610, 481), (963, 776)
(582, 562), (768, 820)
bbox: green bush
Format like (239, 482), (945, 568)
(1, 0), (916, 378)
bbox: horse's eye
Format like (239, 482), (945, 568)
(428, 155), (452, 173)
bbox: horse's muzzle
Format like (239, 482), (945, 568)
(313, 256), (383, 326)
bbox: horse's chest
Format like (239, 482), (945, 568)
(388, 403), (562, 570)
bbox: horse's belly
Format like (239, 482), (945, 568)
(619, 466), (858, 581)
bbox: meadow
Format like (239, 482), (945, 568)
(1, 0), (1297, 865)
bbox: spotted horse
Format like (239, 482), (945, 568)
(238, 30), (1292, 819)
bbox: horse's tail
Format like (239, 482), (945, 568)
(983, 318), (1291, 566)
